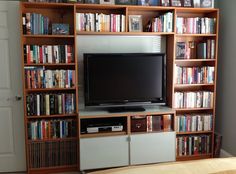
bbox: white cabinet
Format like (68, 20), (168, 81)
(80, 136), (129, 170)
(80, 132), (176, 170)
(130, 132), (176, 165)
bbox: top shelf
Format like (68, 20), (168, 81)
(22, 2), (219, 12)
(22, 2), (74, 8)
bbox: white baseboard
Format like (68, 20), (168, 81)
(220, 149), (233, 157)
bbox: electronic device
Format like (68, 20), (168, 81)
(87, 124), (123, 133)
(84, 53), (166, 111)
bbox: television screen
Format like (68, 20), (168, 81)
(84, 53), (166, 108)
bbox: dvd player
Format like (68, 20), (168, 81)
(87, 125), (123, 133)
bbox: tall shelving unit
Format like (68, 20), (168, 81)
(20, 2), (79, 173)
(173, 8), (219, 160)
(20, 2), (219, 173)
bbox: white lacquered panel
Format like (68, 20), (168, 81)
(80, 136), (129, 170)
(130, 132), (176, 165)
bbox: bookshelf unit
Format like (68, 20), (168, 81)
(20, 1), (219, 173)
(20, 2), (79, 174)
(174, 8), (219, 160)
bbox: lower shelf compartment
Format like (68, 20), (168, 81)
(28, 140), (77, 169)
(80, 131), (127, 138)
(176, 154), (212, 161)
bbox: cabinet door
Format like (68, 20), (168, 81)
(130, 132), (176, 165)
(80, 136), (129, 170)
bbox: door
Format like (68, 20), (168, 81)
(0, 1), (26, 172)
(80, 136), (129, 170)
(130, 132), (176, 165)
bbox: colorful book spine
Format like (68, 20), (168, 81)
(174, 91), (214, 109)
(76, 13), (126, 32)
(23, 45), (74, 64)
(176, 135), (211, 156)
(26, 93), (76, 116)
(24, 68), (75, 89)
(175, 114), (213, 132)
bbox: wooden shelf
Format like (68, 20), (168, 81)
(175, 59), (216, 62)
(176, 108), (214, 112)
(175, 59), (216, 67)
(28, 137), (77, 143)
(174, 84), (215, 91)
(80, 131), (127, 138)
(28, 165), (78, 174)
(176, 34), (216, 37)
(23, 35), (74, 38)
(176, 154), (212, 161)
(174, 84), (214, 88)
(27, 113), (77, 119)
(176, 7), (218, 13)
(24, 63), (76, 67)
(176, 131), (213, 135)
(25, 87), (76, 92)
(77, 31), (175, 36)
(76, 4), (175, 10)
(131, 130), (174, 135)
(22, 2), (74, 8)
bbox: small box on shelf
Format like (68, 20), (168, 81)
(131, 116), (147, 132)
(52, 23), (70, 35)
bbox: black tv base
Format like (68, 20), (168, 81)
(107, 106), (146, 113)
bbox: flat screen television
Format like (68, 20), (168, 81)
(84, 53), (166, 111)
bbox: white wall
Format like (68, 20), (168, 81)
(215, 0), (236, 155)
(77, 35), (166, 109)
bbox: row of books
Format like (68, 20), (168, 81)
(175, 114), (213, 133)
(24, 45), (74, 64)
(26, 93), (76, 116)
(76, 13), (126, 32)
(176, 40), (215, 59)
(28, 119), (77, 140)
(28, 141), (77, 168)
(147, 12), (173, 32)
(176, 17), (216, 34)
(22, 13), (50, 35)
(176, 135), (211, 156)
(146, 115), (172, 132)
(174, 91), (214, 109)
(25, 68), (75, 89)
(174, 66), (215, 84)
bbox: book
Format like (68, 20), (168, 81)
(163, 114), (172, 131)
(197, 42), (207, 59)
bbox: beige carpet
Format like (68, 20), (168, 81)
(89, 158), (236, 174)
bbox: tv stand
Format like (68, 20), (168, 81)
(79, 106), (176, 170)
(108, 106), (146, 113)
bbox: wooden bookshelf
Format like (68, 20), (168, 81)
(174, 8), (219, 160)
(20, 2), (79, 173)
(20, 2), (219, 172)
